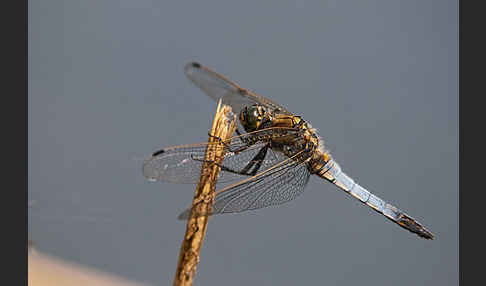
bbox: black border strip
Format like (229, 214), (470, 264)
(5, 0), (28, 285)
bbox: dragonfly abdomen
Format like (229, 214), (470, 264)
(311, 158), (434, 239)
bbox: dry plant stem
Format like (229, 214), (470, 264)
(173, 100), (237, 286)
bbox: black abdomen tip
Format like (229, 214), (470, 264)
(152, 149), (165, 156)
(398, 215), (435, 240)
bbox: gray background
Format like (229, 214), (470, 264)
(29, 1), (458, 285)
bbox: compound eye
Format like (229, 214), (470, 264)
(247, 115), (258, 130)
(251, 107), (260, 117)
(240, 106), (256, 130)
(239, 109), (246, 123)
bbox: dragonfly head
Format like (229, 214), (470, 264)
(239, 104), (267, 132)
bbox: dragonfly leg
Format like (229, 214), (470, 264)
(235, 128), (243, 137)
(216, 145), (269, 176)
(235, 128), (253, 147)
(215, 146), (268, 176)
(190, 145), (269, 176)
(213, 128), (257, 154)
(208, 130), (252, 153)
(207, 132), (231, 149)
(237, 145), (269, 176)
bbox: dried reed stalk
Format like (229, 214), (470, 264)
(173, 100), (237, 286)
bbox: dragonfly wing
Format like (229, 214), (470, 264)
(143, 143), (236, 184)
(184, 62), (292, 115)
(178, 150), (312, 219)
(142, 127), (300, 184)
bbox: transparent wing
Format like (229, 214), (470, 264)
(142, 127), (300, 184)
(178, 150), (312, 219)
(184, 62), (292, 115)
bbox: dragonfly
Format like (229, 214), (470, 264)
(143, 62), (434, 239)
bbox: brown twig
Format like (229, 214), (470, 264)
(173, 100), (237, 286)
